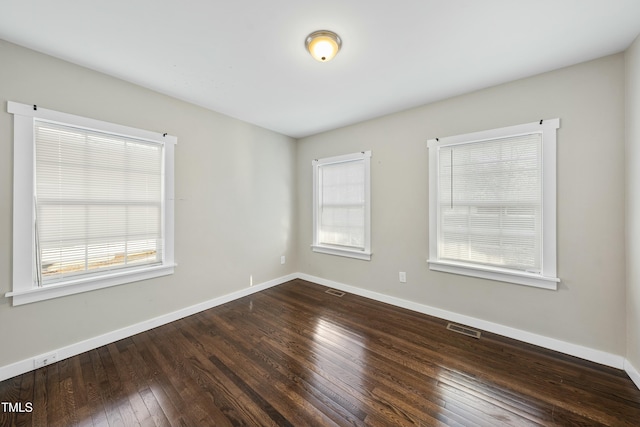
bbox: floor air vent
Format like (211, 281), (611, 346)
(325, 289), (345, 297)
(447, 323), (481, 339)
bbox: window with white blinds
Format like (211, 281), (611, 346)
(312, 151), (371, 260)
(437, 134), (542, 272)
(35, 121), (164, 285)
(8, 101), (176, 305)
(427, 119), (560, 290)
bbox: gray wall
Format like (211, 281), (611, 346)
(0, 40), (298, 367)
(626, 34), (640, 371)
(297, 54), (627, 356)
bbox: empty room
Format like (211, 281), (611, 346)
(1, 1), (640, 426)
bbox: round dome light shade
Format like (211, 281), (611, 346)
(305, 30), (342, 62)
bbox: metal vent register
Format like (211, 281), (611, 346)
(447, 323), (481, 339)
(325, 289), (345, 297)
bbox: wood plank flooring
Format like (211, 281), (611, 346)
(1, 279), (639, 426)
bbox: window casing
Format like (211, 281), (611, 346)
(312, 151), (372, 260)
(427, 119), (559, 289)
(8, 102), (176, 305)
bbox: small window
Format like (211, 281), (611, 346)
(427, 120), (559, 289)
(312, 151), (372, 260)
(8, 102), (176, 305)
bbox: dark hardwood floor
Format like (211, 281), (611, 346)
(1, 279), (639, 426)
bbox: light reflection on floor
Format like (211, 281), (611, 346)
(310, 317), (367, 399)
(434, 368), (547, 424)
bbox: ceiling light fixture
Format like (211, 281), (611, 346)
(305, 30), (342, 62)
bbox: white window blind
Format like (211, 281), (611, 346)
(438, 133), (542, 272)
(34, 120), (164, 285)
(318, 159), (366, 249)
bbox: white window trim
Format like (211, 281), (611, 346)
(427, 119), (560, 290)
(312, 151), (372, 261)
(7, 101), (177, 305)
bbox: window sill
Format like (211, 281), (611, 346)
(5, 264), (176, 306)
(427, 259), (558, 290)
(312, 245), (372, 261)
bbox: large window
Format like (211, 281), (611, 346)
(312, 151), (372, 260)
(8, 102), (176, 305)
(427, 119), (559, 289)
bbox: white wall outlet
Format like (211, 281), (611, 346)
(34, 352), (57, 369)
(399, 272), (407, 283)
(281, 255), (286, 265)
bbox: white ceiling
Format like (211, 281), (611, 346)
(1, 1), (639, 138)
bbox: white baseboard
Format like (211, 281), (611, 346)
(0, 273), (296, 382)
(297, 273), (626, 370)
(625, 359), (640, 390)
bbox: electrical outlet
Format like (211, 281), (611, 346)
(399, 272), (407, 283)
(281, 255), (286, 265)
(34, 353), (57, 369)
